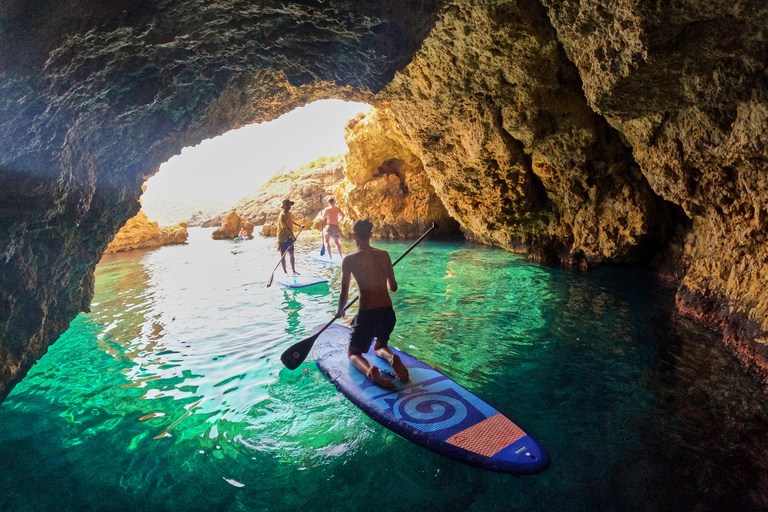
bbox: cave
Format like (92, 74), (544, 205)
(1, 0), (767, 456)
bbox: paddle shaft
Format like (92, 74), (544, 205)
(281, 223), (437, 368)
(272, 226), (303, 271)
(267, 226), (304, 286)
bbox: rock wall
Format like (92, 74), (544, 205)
(336, 106), (461, 238)
(378, 0), (670, 264)
(539, 0), (768, 377)
(206, 160), (345, 227)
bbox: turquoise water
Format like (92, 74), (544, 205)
(2, 227), (768, 512)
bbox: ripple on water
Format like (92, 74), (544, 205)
(2, 229), (768, 512)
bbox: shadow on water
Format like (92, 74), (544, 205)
(2, 230), (768, 512)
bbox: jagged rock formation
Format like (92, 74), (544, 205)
(336, 106), (461, 238)
(1, 0), (768, 403)
(211, 211), (254, 240)
(104, 211), (188, 253)
(380, 0), (668, 264)
(204, 160), (345, 227)
(539, 0), (768, 376)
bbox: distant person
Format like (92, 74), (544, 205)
(335, 219), (408, 389)
(321, 197), (346, 258)
(277, 199), (304, 275)
(238, 227), (247, 238)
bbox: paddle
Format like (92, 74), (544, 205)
(280, 222), (438, 370)
(266, 226), (304, 288)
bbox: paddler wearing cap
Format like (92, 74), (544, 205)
(277, 198), (304, 275)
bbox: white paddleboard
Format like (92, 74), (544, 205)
(276, 274), (329, 289)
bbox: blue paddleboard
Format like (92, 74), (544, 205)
(276, 274), (329, 289)
(310, 250), (343, 265)
(312, 324), (551, 475)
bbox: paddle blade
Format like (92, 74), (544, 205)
(280, 333), (319, 370)
(266, 272), (275, 287)
(320, 244), (325, 256)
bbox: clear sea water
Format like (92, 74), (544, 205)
(2, 227), (768, 512)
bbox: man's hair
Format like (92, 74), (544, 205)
(352, 219), (373, 239)
(327, 197), (335, 204)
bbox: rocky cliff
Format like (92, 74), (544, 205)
(1, 0), (767, 401)
(336, 106), (461, 238)
(205, 160), (345, 227)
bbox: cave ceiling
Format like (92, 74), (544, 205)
(1, 0), (768, 401)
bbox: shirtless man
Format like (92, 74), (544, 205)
(321, 197), (345, 258)
(335, 219), (409, 388)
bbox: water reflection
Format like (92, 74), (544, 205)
(2, 232), (768, 512)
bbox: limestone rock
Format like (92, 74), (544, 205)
(379, 0), (666, 263)
(539, 0), (768, 376)
(260, 224), (278, 237)
(104, 211), (188, 253)
(212, 212), (253, 240)
(206, 160), (345, 229)
(336, 106), (460, 238)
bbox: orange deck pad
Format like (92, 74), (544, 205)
(446, 414), (526, 457)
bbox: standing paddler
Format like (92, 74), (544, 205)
(277, 198), (304, 275)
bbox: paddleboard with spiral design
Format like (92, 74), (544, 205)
(312, 323), (551, 475)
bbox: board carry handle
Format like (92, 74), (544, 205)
(280, 222), (438, 370)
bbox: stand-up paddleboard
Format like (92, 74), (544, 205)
(310, 250), (343, 265)
(312, 324), (551, 475)
(234, 237), (244, 242)
(276, 274), (329, 289)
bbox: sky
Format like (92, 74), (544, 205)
(142, 99), (370, 218)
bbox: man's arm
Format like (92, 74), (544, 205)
(336, 261), (352, 317)
(385, 253), (397, 292)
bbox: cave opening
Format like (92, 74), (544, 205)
(140, 99), (371, 227)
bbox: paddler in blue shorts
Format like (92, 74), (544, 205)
(277, 198), (304, 275)
(335, 219), (409, 388)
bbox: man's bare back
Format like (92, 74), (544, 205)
(336, 220), (407, 388)
(343, 247), (395, 311)
(322, 205), (344, 226)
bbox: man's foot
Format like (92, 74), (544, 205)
(366, 366), (394, 389)
(391, 354), (409, 382)
(292, 270), (301, 275)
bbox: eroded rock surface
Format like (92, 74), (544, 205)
(211, 211), (254, 240)
(104, 211), (188, 253)
(336, 106), (461, 238)
(379, 0), (669, 264)
(540, 0), (768, 377)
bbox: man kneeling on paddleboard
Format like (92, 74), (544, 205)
(335, 220), (409, 388)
